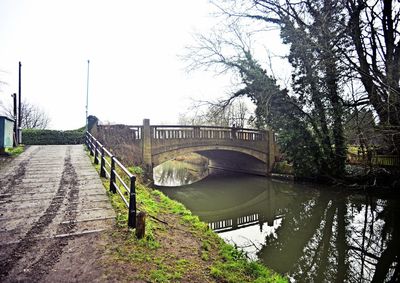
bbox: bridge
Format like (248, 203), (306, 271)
(90, 119), (279, 176)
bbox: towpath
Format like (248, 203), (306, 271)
(0, 145), (115, 282)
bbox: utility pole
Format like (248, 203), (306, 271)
(85, 59), (90, 131)
(12, 93), (17, 146)
(18, 61), (22, 144)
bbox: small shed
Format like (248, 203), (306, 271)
(0, 116), (15, 148)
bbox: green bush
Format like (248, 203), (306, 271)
(272, 161), (294, 175)
(22, 129), (85, 145)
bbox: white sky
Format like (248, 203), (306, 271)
(0, 0), (289, 130)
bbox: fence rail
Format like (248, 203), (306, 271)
(347, 153), (400, 167)
(97, 125), (143, 140)
(85, 131), (137, 228)
(127, 126), (142, 140)
(372, 155), (400, 167)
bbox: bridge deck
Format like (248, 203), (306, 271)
(0, 145), (114, 282)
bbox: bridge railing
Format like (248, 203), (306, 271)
(126, 125), (143, 140)
(85, 131), (137, 228)
(208, 213), (260, 232)
(96, 123), (266, 141)
(209, 214), (283, 233)
(151, 125), (265, 141)
(97, 124), (143, 140)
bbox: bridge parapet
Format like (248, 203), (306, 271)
(151, 125), (265, 141)
(97, 124), (266, 141)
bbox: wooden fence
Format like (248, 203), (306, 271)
(347, 154), (400, 167)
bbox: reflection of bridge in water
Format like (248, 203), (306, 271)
(208, 212), (284, 233)
(160, 176), (295, 234)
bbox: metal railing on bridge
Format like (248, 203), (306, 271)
(85, 131), (137, 228)
(208, 213), (284, 233)
(98, 124), (267, 141)
(151, 125), (266, 141)
(209, 213), (261, 232)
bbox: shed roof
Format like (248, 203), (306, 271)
(0, 116), (15, 122)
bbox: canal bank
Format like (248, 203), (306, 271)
(88, 153), (287, 282)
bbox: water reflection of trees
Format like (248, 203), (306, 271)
(154, 160), (208, 186)
(259, 194), (399, 282)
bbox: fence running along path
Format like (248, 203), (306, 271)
(86, 131), (137, 228)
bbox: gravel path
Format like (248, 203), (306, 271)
(0, 145), (115, 282)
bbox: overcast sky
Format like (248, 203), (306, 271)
(0, 0), (288, 130)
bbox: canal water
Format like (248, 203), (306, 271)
(155, 161), (400, 282)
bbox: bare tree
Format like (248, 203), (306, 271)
(179, 98), (251, 128)
(0, 75), (8, 112)
(345, 0), (400, 153)
(3, 100), (50, 129)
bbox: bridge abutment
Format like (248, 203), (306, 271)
(142, 119), (153, 173)
(267, 130), (276, 173)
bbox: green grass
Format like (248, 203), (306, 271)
(211, 243), (286, 283)
(128, 165), (144, 175)
(5, 145), (24, 156)
(148, 257), (188, 282)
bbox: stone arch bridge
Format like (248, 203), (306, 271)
(91, 119), (279, 176)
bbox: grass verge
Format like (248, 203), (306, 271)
(5, 145), (25, 156)
(87, 149), (287, 283)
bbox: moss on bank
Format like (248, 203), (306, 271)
(5, 145), (24, 156)
(88, 150), (287, 282)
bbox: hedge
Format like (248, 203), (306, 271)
(22, 129), (85, 145)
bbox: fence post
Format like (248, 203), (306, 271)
(100, 147), (106, 178)
(194, 126), (200, 138)
(110, 156), (116, 193)
(86, 133), (90, 151)
(94, 142), (99, 164)
(85, 133), (89, 148)
(128, 175), (137, 228)
(89, 136), (94, 156)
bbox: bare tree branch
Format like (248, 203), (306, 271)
(2, 100), (50, 129)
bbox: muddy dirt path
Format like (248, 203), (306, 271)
(0, 145), (115, 282)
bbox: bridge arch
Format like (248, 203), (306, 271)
(152, 145), (268, 167)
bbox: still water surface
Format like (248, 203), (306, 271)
(155, 162), (400, 282)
